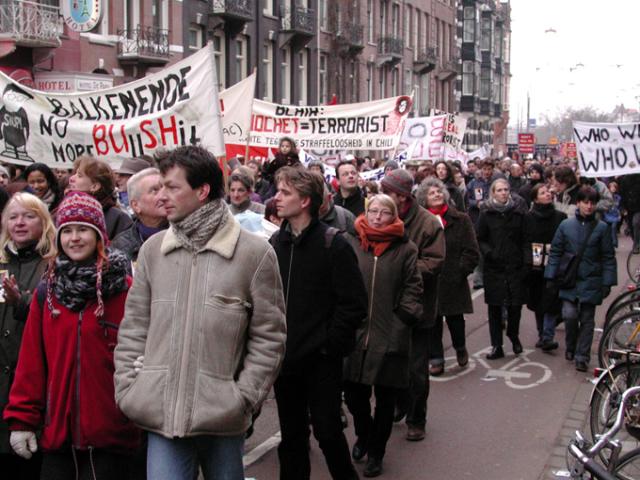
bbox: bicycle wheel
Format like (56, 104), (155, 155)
(598, 312), (640, 368)
(628, 250), (640, 284)
(590, 362), (640, 461)
(606, 297), (640, 333)
(613, 447), (640, 479)
(607, 289), (640, 326)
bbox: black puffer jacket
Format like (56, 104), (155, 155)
(477, 195), (528, 306)
(270, 219), (368, 374)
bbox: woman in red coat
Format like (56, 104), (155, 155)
(3, 191), (139, 479)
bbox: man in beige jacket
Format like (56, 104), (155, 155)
(114, 145), (287, 480)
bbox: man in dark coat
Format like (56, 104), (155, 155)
(619, 173), (640, 253)
(545, 186), (617, 372)
(111, 168), (168, 265)
(270, 167), (367, 480)
(380, 169), (445, 442)
(333, 161), (365, 217)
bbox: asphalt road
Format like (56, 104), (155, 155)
(242, 234), (634, 480)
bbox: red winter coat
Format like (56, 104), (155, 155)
(3, 278), (139, 453)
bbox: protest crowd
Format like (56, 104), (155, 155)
(0, 129), (633, 480)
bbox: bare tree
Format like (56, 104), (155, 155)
(537, 107), (615, 143)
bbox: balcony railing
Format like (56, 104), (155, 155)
(377, 36), (403, 57)
(117, 26), (170, 64)
(337, 22), (364, 49)
(280, 5), (315, 35)
(212, 0), (254, 22)
(0, 0), (61, 48)
(415, 46), (437, 65)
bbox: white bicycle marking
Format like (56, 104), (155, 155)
(431, 346), (552, 389)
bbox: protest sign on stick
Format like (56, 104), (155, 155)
(574, 121), (640, 177)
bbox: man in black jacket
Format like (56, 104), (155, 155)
(619, 173), (640, 254)
(271, 167), (367, 480)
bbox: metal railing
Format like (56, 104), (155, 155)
(415, 46), (437, 64)
(212, 0), (254, 20)
(280, 5), (315, 35)
(377, 36), (403, 56)
(0, 0), (61, 46)
(337, 22), (364, 47)
(117, 26), (170, 60)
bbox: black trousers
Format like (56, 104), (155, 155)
(274, 354), (358, 480)
(429, 315), (466, 362)
(344, 382), (397, 459)
(396, 328), (430, 428)
(0, 451), (41, 480)
(40, 449), (131, 480)
(488, 304), (522, 348)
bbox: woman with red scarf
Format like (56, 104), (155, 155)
(417, 178), (480, 376)
(343, 194), (423, 478)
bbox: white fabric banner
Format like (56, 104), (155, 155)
(397, 115), (447, 160)
(0, 44), (224, 168)
(574, 121), (640, 177)
(249, 95), (413, 151)
(441, 113), (468, 161)
(219, 72), (256, 148)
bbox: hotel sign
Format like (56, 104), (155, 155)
(61, 0), (102, 32)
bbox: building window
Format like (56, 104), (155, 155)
(463, 6), (475, 43)
(262, 41), (274, 101)
(462, 61), (474, 96)
(392, 2), (399, 38)
(494, 25), (503, 58)
(391, 67), (399, 96)
(404, 68), (412, 98)
(405, 6), (412, 47)
(319, 53), (328, 104)
(188, 24), (204, 50)
(419, 74), (429, 114)
(379, 65), (386, 98)
(236, 36), (248, 81)
(480, 16), (492, 51)
(367, 0), (374, 43)
(213, 32), (226, 91)
(367, 63), (374, 100)
(350, 60), (357, 102)
(379, 0), (386, 38)
(319, 0), (328, 30)
(298, 49), (308, 105)
(96, 0), (109, 34)
(480, 65), (491, 99)
(413, 9), (420, 58)
(124, 0), (140, 32)
(151, 0), (168, 31)
(263, 0), (273, 16)
(280, 47), (291, 104)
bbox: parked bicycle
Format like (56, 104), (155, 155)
(569, 385), (640, 479)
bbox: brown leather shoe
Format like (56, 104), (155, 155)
(406, 425), (425, 441)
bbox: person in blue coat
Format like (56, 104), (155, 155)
(544, 186), (617, 372)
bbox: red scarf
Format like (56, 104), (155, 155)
(354, 215), (405, 257)
(427, 204), (448, 228)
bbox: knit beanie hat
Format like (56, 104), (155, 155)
(49, 191), (110, 318)
(381, 169), (414, 197)
(384, 160), (399, 171)
(55, 191), (109, 249)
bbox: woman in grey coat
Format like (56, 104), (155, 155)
(343, 194), (423, 478)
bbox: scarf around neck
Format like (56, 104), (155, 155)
(486, 196), (513, 213)
(354, 215), (404, 257)
(50, 248), (129, 314)
(171, 199), (228, 253)
(427, 204), (449, 227)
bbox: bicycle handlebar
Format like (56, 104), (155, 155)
(568, 444), (617, 480)
(589, 385), (640, 454)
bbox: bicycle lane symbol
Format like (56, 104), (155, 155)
(430, 347), (552, 389)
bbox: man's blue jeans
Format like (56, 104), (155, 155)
(541, 312), (560, 342)
(147, 432), (244, 480)
(562, 300), (596, 364)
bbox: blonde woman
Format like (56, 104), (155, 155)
(0, 193), (56, 478)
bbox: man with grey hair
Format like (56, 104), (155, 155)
(112, 167), (168, 263)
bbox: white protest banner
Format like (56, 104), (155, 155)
(442, 113), (467, 160)
(573, 121), (640, 178)
(397, 115), (447, 160)
(249, 95), (413, 151)
(219, 72), (256, 148)
(468, 143), (491, 161)
(0, 43), (224, 168)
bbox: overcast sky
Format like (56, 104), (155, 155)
(508, 0), (640, 126)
